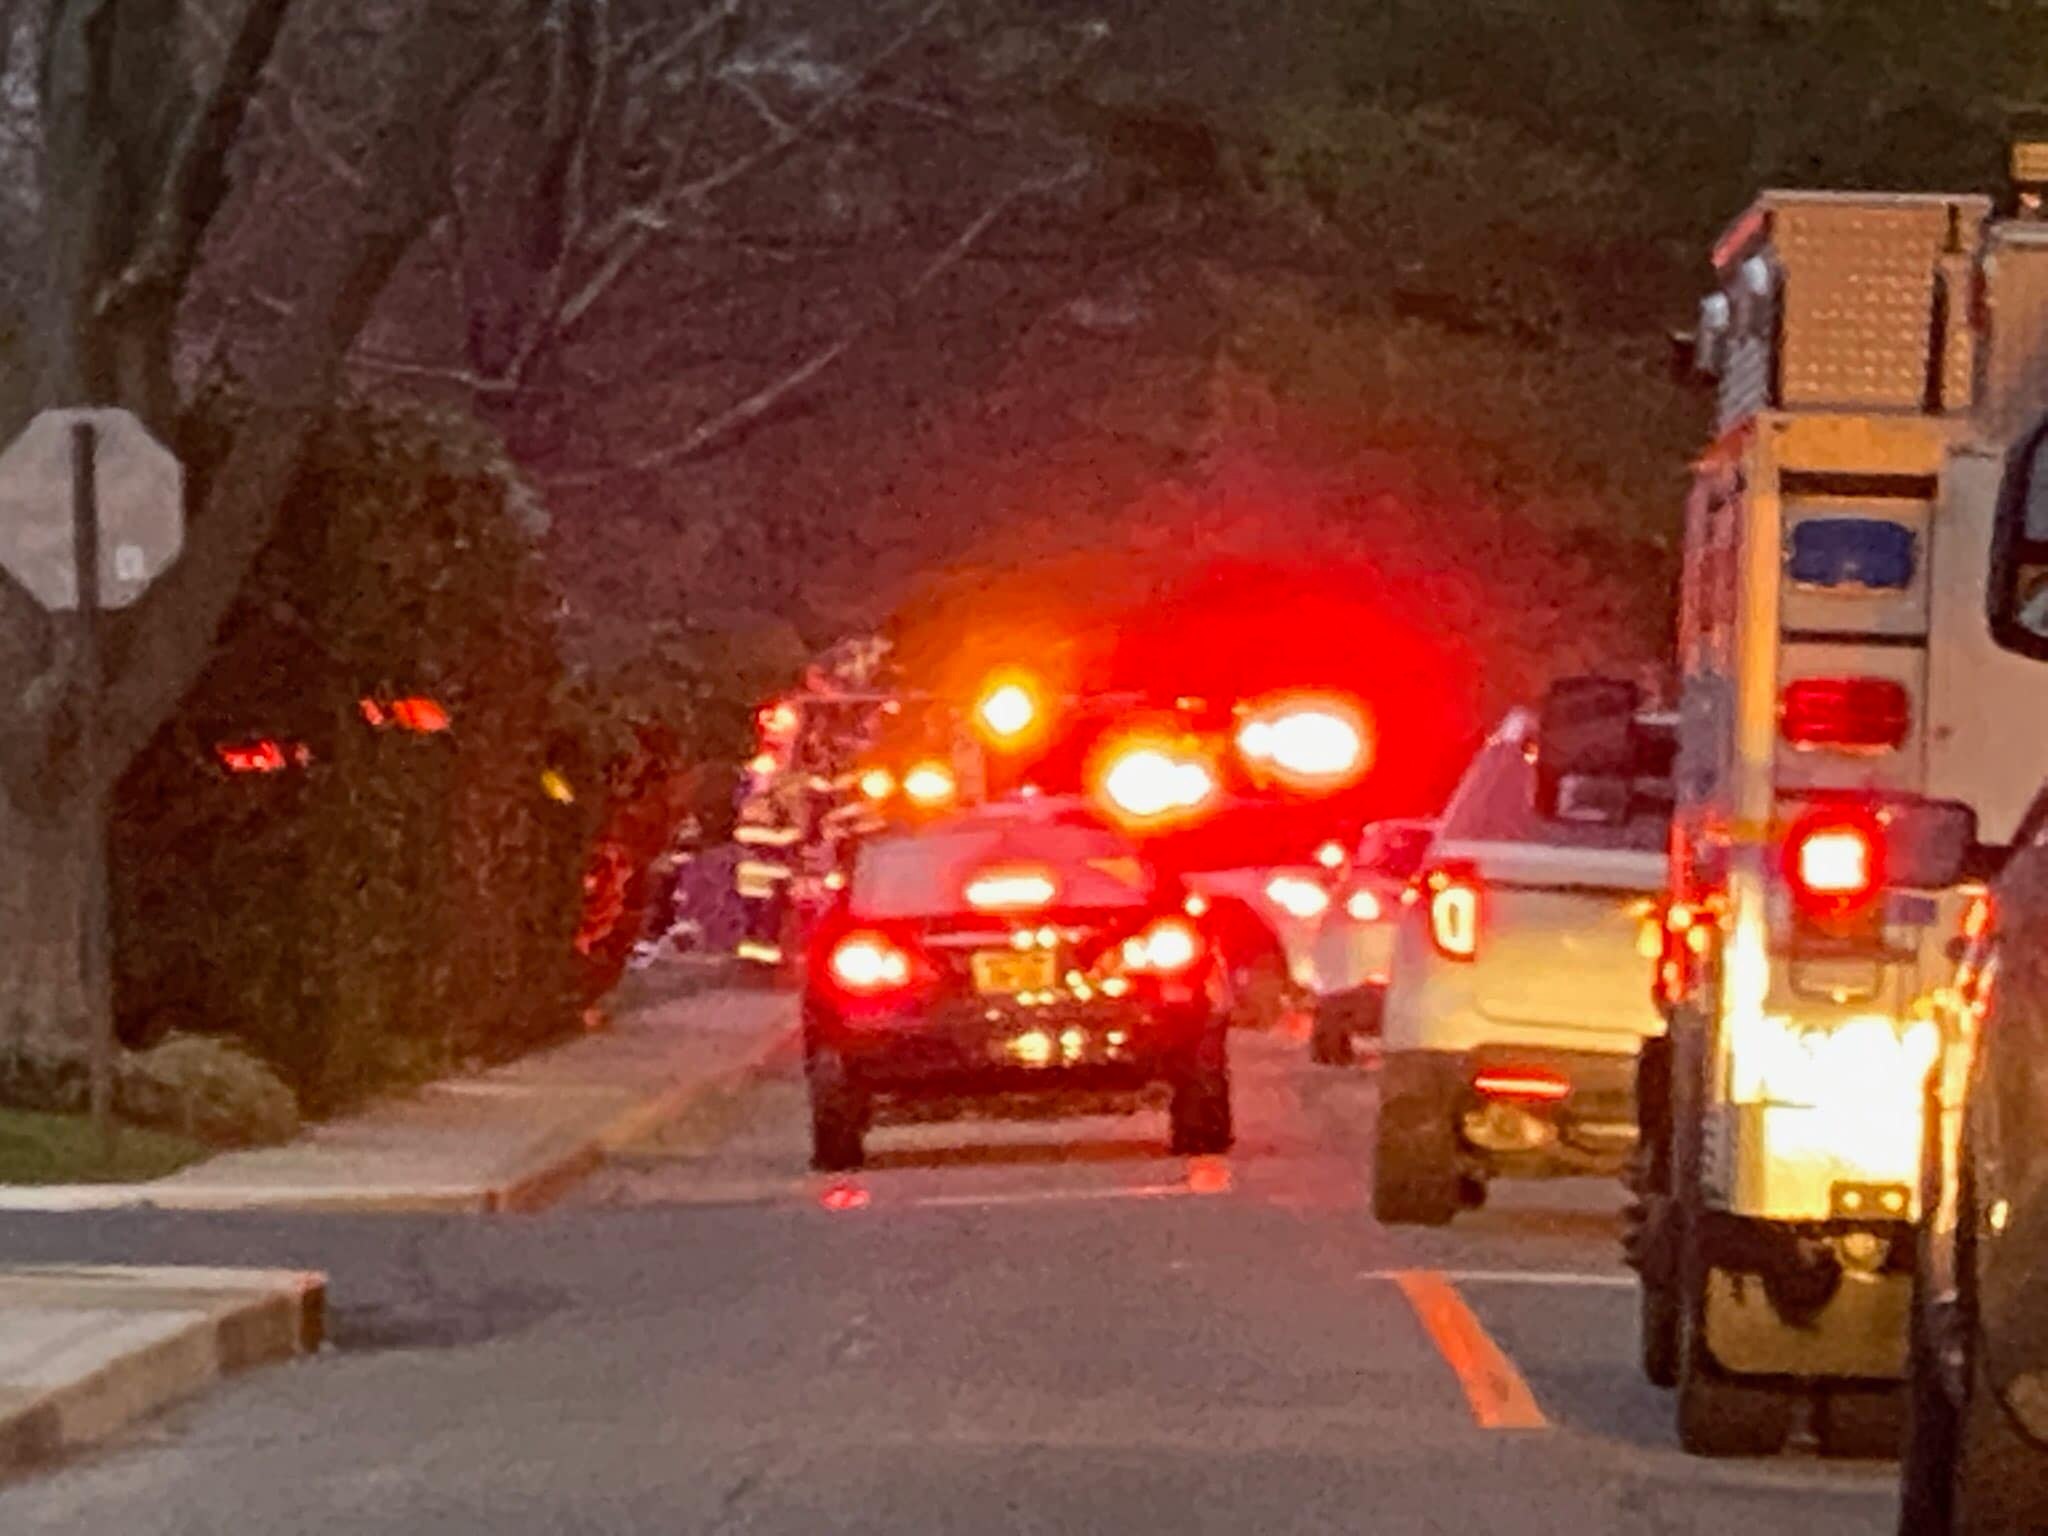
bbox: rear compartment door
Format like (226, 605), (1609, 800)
(1445, 839), (1666, 1039)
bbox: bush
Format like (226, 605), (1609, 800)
(112, 397), (599, 1114)
(0, 1034), (300, 1148)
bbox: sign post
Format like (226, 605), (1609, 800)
(0, 408), (184, 1154)
(70, 422), (115, 1150)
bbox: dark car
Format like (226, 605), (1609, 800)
(1899, 777), (2048, 1534)
(801, 799), (1234, 1171)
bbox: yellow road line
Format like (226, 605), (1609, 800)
(1391, 1269), (1549, 1431)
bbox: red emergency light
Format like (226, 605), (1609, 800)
(1779, 677), (1910, 753)
(1783, 810), (1885, 932)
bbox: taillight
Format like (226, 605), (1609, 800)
(857, 766), (896, 802)
(1316, 840), (1347, 871)
(1425, 863), (1481, 960)
(828, 932), (913, 993)
(1779, 677), (1910, 752)
(1795, 826), (1875, 898)
(1784, 815), (1882, 913)
(1264, 875), (1330, 920)
(965, 866), (1058, 912)
(1472, 1067), (1569, 1102)
(1121, 916), (1203, 975)
(1344, 887), (1383, 922)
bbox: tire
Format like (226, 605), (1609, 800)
(1952, 1346), (2048, 1534)
(1672, 1199), (1793, 1456)
(1229, 951), (1291, 1032)
(1638, 1271), (1680, 1390)
(1900, 1084), (1965, 1534)
(1170, 1026), (1234, 1156)
(1372, 1089), (1460, 1226)
(1898, 1277), (1961, 1534)
(1668, 1024), (1792, 1456)
(1628, 1040), (1679, 1389)
(1817, 1388), (1905, 1460)
(807, 1047), (867, 1172)
(1309, 1004), (1355, 1066)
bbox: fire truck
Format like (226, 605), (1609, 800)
(1615, 155), (2048, 1456)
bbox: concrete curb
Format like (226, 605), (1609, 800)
(487, 1021), (801, 1214)
(0, 1008), (799, 1217)
(0, 1266), (324, 1478)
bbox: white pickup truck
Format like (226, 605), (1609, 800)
(1372, 698), (1672, 1225)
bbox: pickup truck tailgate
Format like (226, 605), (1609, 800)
(1451, 840), (1666, 1041)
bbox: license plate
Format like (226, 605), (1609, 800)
(971, 950), (1055, 995)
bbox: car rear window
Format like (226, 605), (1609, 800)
(851, 823), (1157, 918)
(1440, 739), (1668, 853)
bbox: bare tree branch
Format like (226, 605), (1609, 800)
(551, 159), (1087, 484)
(554, 0), (951, 339)
(624, 0), (740, 90)
(95, 0), (294, 322)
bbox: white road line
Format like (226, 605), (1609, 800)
(1359, 1269), (1633, 1289)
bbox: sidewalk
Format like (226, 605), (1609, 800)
(0, 970), (796, 1215)
(0, 1266), (324, 1474)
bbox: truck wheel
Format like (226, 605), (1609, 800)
(1230, 952), (1290, 1032)
(1899, 1275), (1962, 1531)
(1372, 1093), (1460, 1227)
(1170, 1027), (1234, 1156)
(1818, 1388), (1905, 1459)
(1674, 1204), (1793, 1456)
(1638, 1274), (1679, 1390)
(1951, 1344), (2048, 1534)
(1626, 1039), (1679, 1388)
(807, 1048), (867, 1172)
(1309, 1003), (1354, 1065)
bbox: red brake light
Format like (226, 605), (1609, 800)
(1473, 1067), (1569, 1102)
(1425, 863), (1481, 960)
(1795, 827), (1874, 897)
(1344, 888), (1383, 922)
(1784, 813), (1885, 925)
(965, 866), (1058, 911)
(1122, 916), (1203, 975)
(1779, 677), (1910, 752)
(828, 932), (913, 993)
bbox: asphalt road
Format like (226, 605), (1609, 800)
(0, 1006), (1901, 1534)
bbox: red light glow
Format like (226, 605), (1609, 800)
(829, 933), (912, 992)
(1472, 1068), (1570, 1102)
(1236, 694), (1371, 787)
(1097, 741), (1216, 825)
(390, 697), (450, 733)
(1120, 916), (1203, 975)
(818, 1182), (870, 1212)
(965, 866), (1059, 911)
(1426, 866), (1481, 960)
(1795, 826), (1875, 897)
(216, 739), (291, 774)
(1779, 677), (1910, 752)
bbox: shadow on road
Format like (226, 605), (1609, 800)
(859, 1135), (1172, 1172)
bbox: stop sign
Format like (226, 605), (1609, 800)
(0, 407), (184, 610)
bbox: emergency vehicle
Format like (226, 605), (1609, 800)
(1617, 166), (2048, 1456)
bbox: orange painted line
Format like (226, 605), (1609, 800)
(1391, 1269), (1548, 1431)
